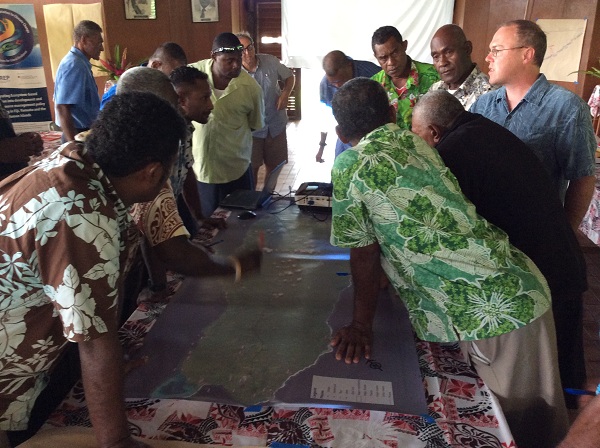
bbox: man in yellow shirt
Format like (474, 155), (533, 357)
(189, 33), (264, 216)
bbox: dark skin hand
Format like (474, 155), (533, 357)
(0, 132), (43, 163)
(330, 243), (382, 364)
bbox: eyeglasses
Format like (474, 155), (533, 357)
(242, 44), (254, 53)
(211, 45), (244, 54)
(488, 46), (526, 57)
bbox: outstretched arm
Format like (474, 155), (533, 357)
(330, 243), (382, 363)
(79, 331), (149, 448)
(56, 104), (78, 142)
(154, 235), (261, 279)
(276, 74), (295, 111)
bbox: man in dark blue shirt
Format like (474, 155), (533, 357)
(316, 51), (379, 162)
(412, 90), (588, 411)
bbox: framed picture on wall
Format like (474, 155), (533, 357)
(124, 0), (156, 20)
(192, 0), (219, 23)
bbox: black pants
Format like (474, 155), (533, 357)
(553, 291), (586, 408)
(197, 165), (254, 217)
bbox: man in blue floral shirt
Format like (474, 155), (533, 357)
(329, 78), (568, 448)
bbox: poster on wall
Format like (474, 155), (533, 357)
(124, 0), (156, 20)
(0, 4), (52, 132)
(537, 19), (587, 83)
(191, 0), (219, 23)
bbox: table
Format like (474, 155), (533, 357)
(588, 85), (600, 136)
(30, 204), (514, 447)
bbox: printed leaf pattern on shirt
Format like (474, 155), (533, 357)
(0, 144), (131, 430)
(330, 124), (550, 342)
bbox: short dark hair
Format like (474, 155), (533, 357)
(332, 77), (390, 141)
(73, 20), (102, 43)
(211, 32), (242, 54)
(371, 26), (403, 50)
(150, 42), (188, 66)
(322, 50), (351, 76)
(170, 65), (208, 87)
(502, 20), (546, 67)
(86, 92), (186, 177)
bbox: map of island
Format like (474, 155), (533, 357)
(124, 209), (427, 415)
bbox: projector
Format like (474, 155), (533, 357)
(295, 182), (333, 211)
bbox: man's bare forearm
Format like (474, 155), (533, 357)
(350, 244), (382, 330)
(564, 175), (595, 232)
(56, 104), (77, 141)
(79, 332), (131, 447)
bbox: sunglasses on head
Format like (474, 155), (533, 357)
(211, 45), (244, 54)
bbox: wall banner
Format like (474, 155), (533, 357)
(0, 4), (52, 132)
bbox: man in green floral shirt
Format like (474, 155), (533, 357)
(329, 78), (568, 448)
(371, 26), (439, 130)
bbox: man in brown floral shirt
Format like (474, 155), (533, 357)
(0, 92), (187, 448)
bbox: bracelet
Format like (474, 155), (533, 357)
(228, 255), (242, 282)
(319, 142), (327, 146)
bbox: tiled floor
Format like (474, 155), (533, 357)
(255, 68), (335, 193)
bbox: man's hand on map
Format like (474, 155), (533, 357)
(200, 217), (228, 230)
(233, 244), (263, 277)
(330, 321), (373, 364)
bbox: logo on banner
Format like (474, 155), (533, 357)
(0, 8), (34, 67)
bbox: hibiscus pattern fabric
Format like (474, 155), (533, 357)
(330, 124), (550, 342)
(44, 208), (515, 446)
(0, 143), (135, 430)
(580, 164), (600, 246)
(46, 327), (515, 446)
(371, 60), (439, 130)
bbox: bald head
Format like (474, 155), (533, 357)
(411, 90), (464, 147)
(433, 24), (468, 46)
(117, 66), (179, 107)
(322, 50), (353, 88)
(430, 24), (474, 89)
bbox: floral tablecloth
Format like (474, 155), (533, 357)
(580, 164), (600, 246)
(39, 206), (514, 448)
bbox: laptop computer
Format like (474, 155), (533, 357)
(219, 161), (285, 210)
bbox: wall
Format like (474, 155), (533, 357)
(3, 0), (241, 120)
(454, 0), (600, 101)
(1, 0), (103, 121)
(102, 0), (237, 67)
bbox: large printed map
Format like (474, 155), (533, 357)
(124, 208), (427, 415)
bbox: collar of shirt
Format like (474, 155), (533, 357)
(201, 58), (254, 100)
(494, 73), (547, 111)
(519, 73), (548, 107)
(73, 143), (131, 231)
(70, 46), (92, 69)
(443, 64), (480, 94)
(394, 59), (419, 97)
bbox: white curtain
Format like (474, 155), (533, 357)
(282, 0), (454, 68)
